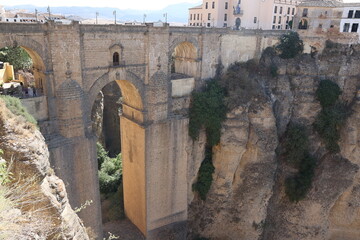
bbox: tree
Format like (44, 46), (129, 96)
(276, 32), (304, 59)
(0, 47), (32, 71)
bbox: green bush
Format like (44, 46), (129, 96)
(316, 80), (341, 108)
(97, 143), (123, 194)
(96, 142), (108, 170)
(0, 95), (37, 126)
(281, 123), (316, 202)
(285, 154), (316, 202)
(0, 47), (32, 71)
(189, 79), (227, 147)
(192, 147), (215, 201)
(270, 63), (278, 78)
(314, 80), (350, 153)
(283, 123), (309, 167)
(276, 32), (304, 59)
(314, 103), (350, 153)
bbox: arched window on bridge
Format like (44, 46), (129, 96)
(113, 52), (120, 66)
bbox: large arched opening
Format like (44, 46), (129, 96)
(90, 75), (146, 239)
(171, 41), (198, 79)
(0, 43), (48, 121)
(0, 45), (46, 96)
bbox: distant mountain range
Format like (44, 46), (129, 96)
(4, 2), (202, 23)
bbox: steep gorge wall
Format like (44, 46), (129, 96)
(188, 44), (360, 240)
(0, 99), (90, 239)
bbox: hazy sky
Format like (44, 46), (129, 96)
(4, 0), (360, 10)
(5, 0), (201, 10)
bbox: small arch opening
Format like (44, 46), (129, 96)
(113, 52), (120, 66)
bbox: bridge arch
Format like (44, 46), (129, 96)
(88, 69), (144, 115)
(170, 39), (200, 78)
(0, 38), (47, 95)
(88, 69), (147, 236)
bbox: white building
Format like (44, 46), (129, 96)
(189, 0), (301, 30)
(340, 3), (360, 33)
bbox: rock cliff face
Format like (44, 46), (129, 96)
(0, 99), (90, 239)
(188, 44), (360, 239)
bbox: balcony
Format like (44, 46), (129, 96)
(233, 8), (244, 16)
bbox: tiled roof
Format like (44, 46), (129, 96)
(298, 0), (343, 7)
(189, 4), (203, 9)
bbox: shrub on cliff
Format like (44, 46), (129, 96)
(192, 147), (215, 201)
(282, 123), (316, 202)
(283, 123), (309, 167)
(314, 80), (351, 153)
(189, 79), (227, 147)
(276, 32), (304, 59)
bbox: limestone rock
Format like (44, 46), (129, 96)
(0, 99), (90, 240)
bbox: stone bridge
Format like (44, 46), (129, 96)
(0, 22), (282, 239)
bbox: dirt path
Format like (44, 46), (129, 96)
(103, 219), (145, 240)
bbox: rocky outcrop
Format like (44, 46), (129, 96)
(0, 99), (90, 239)
(188, 44), (360, 239)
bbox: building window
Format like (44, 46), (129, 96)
(343, 23), (350, 32)
(225, 2), (228, 9)
(208, 13), (211, 20)
(288, 7), (290, 15)
(348, 10), (354, 18)
(206, 2), (208, 9)
(355, 10), (360, 18)
(113, 52), (120, 66)
(280, 7), (283, 14)
(197, 14), (200, 20)
(286, 16), (289, 23)
(302, 8), (308, 17)
(273, 16), (276, 24)
(272, 25), (275, 29)
(224, 14), (227, 21)
(207, 22), (210, 27)
(190, 14), (192, 20)
(298, 19), (308, 29)
(292, 8), (295, 15)
(351, 23), (359, 32)
(278, 25), (281, 29)
(254, 17), (257, 23)
(223, 23), (227, 27)
(318, 24), (323, 28)
(274, 6), (277, 14)
(278, 16), (281, 24)
(212, 2), (215, 9)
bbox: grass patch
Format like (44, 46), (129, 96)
(0, 95), (37, 126)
